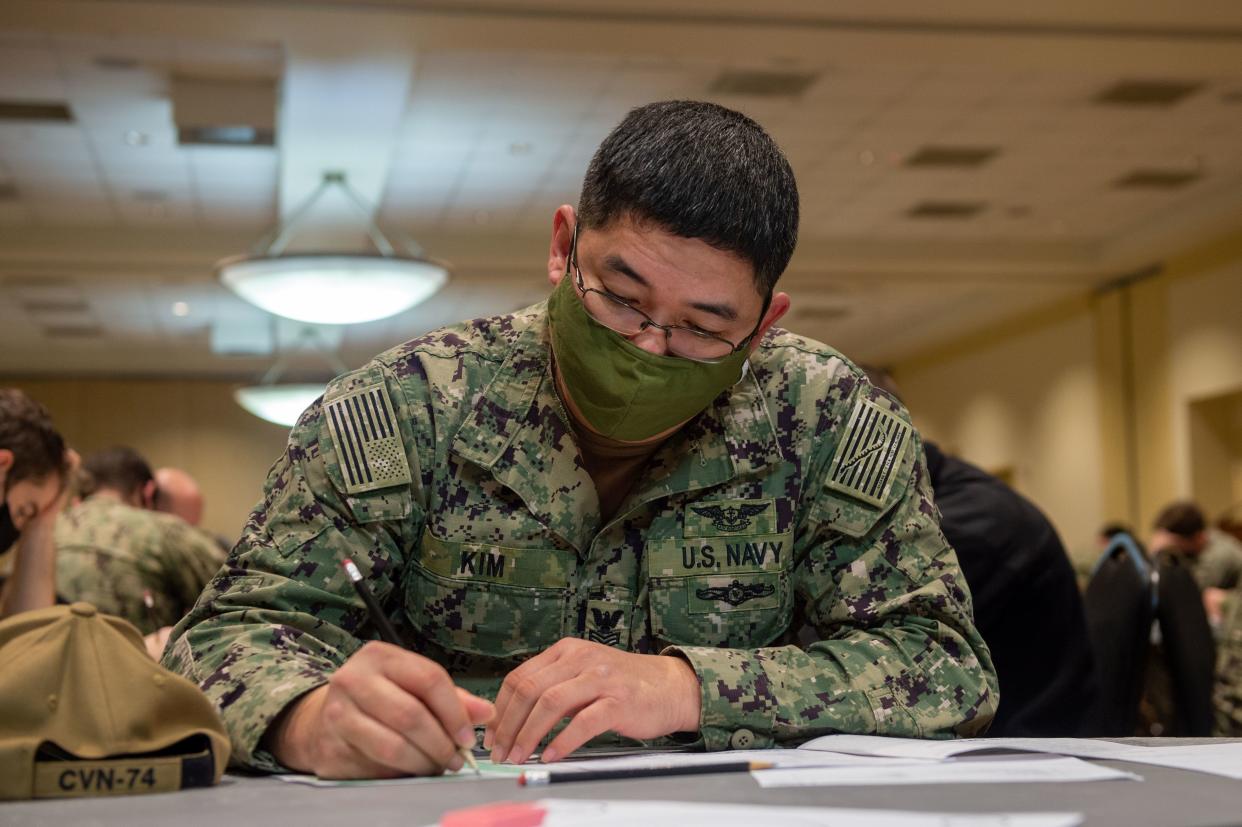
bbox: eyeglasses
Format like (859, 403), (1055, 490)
(567, 226), (766, 363)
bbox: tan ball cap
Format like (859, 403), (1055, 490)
(0, 603), (230, 800)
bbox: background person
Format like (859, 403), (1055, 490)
(0, 389), (76, 618)
(55, 446), (225, 649)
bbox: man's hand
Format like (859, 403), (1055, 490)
(144, 626), (173, 660)
(1204, 587), (1229, 627)
(266, 641), (494, 779)
(483, 638), (702, 765)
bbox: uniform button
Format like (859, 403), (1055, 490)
(69, 603), (96, 617)
(729, 729), (754, 750)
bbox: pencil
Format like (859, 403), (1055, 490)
(518, 759), (773, 786)
(341, 558), (481, 776)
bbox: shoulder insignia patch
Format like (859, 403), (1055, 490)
(324, 383), (412, 495)
(825, 397), (912, 508)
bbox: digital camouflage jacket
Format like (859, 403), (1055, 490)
(56, 496), (226, 635)
(164, 303), (998, 770)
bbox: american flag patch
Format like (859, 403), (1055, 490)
(825, 397), (911, 507)
(323, 383), (412, 494)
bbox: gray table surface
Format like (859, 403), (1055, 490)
(5, 739), (1242, 826)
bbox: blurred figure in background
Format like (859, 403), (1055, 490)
(55, 446), (225, 656)
(864, 367), (1098, 736)
(0, 389), (77, 618)
(154, 466), (205, 527)
(1151, 501), (1242, 626)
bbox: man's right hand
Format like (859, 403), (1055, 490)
(266, 641), (494, 779)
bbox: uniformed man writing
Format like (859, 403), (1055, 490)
(166, 100), (997, 779)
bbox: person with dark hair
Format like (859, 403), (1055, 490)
(165, 100), (996, 779)
(54, 446), (225, 655)
(0, 389), (77, 618)
(1152, 500), (1242, 623)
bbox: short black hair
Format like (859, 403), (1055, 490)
(1154, 501), (1207, 538)
(82, 446), (153, 501)
(0, 388), (68, 485)
(577, 100), (799, 295)
(1099, 522), (1133, 540)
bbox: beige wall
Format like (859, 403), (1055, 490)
(890, 221), (1242, 567)
(1169, 258), (1242, 516)
(1, 378), (290, 542)
(893, 303), (1105, 564)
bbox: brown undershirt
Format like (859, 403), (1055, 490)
(571, 420), (665, 524)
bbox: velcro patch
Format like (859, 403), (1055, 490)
(825, 397), (911, 507)
(324, 383), (412, 494)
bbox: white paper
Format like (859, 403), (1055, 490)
(799, 734), (1242, 780)
(535, 747), (934, 776)
(799, 734), (1148, 762)
(493, 799), (1083, 827)
(752, 756), (1140, 788)
(1094, 741), (1242, 779)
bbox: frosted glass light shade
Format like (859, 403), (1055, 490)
(234, 384), (326, 427)
(218, 254), (448, 325)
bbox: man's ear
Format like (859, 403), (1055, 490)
(0, 448), (13, 476)
(547, 205), (576, 288)
(142, 479), (158, 510)
(746, 291), (791, 357)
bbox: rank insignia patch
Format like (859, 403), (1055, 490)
(587, 607), (625, 646)
(825, 397), (911, 507)
(695, 579), (776, 608)
(324, 383), (412, 494)
(690, 502), (770, 533)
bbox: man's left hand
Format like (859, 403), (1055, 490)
(483, 638), (701, 764)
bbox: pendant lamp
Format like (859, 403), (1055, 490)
(217, 171), (448, 325)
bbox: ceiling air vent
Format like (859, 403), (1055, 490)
(708, 69), (819, 98)
(905, 146), (999, 169)
(42, 325), (102, 339)
(1114, 169), (1201, 190)
(0, 101), (74, 122)
(1093, 79), (1201, 107)
(22, 299), (90, 314)
(906, 201), (986, 219)
(172, 75), (277, 147)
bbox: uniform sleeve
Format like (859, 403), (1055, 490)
(158, 519), (228, 620)
(666, 396), (998, 751)
(162, 365), (427, 771)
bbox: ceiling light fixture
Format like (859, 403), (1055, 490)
(216, 171), (448, 325)
(171, 301), (190, 317)
(234, 326), (347, 427)
(235, 383), (327, 427)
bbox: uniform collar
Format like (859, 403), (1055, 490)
(451, 304), (787, 553)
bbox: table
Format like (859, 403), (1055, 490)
(5, 740), (1242, 826)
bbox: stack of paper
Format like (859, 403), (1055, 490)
(435, 799), (1085, 827)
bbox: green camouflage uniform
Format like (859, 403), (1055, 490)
(164, 304), (998, 770)
(1190, 529), (1242, 591)
(56, 497), (226, 634)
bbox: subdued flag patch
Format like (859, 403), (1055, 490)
(324, 383), (412, 494)
(825, 397), (911, 507)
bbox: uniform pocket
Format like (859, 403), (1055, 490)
(648, 569), (792, 649)
(402, 529), (575, 658)
(404, 563), (567, 657)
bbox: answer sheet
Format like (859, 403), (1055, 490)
(752, 756), (1140, 788)
(433, 799), (1084, 827)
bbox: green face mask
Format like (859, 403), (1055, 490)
(547, 272), (752, 442)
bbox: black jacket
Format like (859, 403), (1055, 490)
(925, 441), (1098, 736)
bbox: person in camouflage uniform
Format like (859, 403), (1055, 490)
(165, 101), (997, 779)
(56, 447), (225, 636)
